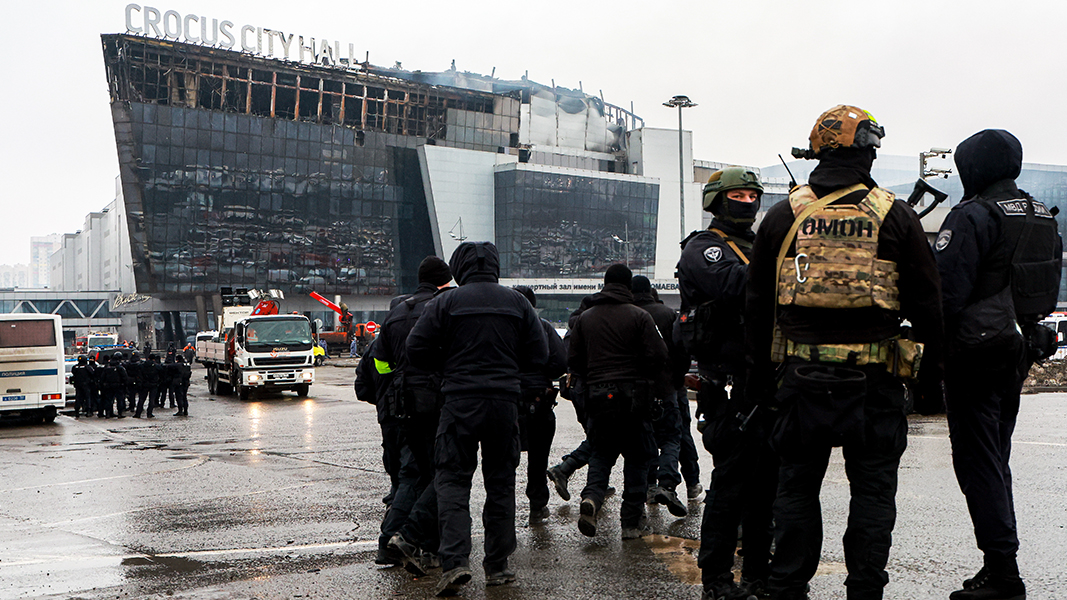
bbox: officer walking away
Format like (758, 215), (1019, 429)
(678, 167), (779, 600)
(630, 275), (690, 518)
(407, 241), (548, 597)
(71, 355), (94, 418)
(569, 264), (669, 541)
(174, 355), (191, 416)
(353, 336), (402, 534)
(745, 105), (944, 600)
(935, 129), (1061, 600)
(378, 256), (454, 573)
(165, 355), (182, 413)
(160, 354), (176, 409)
(87, 356), (101, 417)
(512, 286), (568, 525)
(100, 353), (129, 419)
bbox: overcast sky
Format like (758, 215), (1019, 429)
(2, 0), (1064, 264)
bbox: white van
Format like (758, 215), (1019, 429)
(1039, 312), (1067, 361)
(0, 314), (66, 422)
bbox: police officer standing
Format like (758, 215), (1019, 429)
(135, 354), (161, 418)
(679, 167), (779, 600)
(935, 130), (1061, 600)
(174, 355), (191, 416)
(568, 264), (668, 541)
(746, 105), (944, 600)
(407, 241), (548, 597)
(512, 286), (568, 525)
(125, 352), (144, 415)
(71, 355), (94, 418)
(99, 353), (129, 419)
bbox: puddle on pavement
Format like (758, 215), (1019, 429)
(123, 554), (207, 574)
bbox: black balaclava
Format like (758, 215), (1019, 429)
(955, 129), (1023, 200)
(808, 146), (878, 198)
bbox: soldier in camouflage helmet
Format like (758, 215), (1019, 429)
(744, 105), (944, 600)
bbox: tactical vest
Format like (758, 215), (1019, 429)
(971, 195), (1061, 320)
(777, 186), (901, 311)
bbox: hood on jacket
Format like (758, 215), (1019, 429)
(448, 241), (500, 285)
(955, 129), (1023, 200)
(585, 282), (634, 306)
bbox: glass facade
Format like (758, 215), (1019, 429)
(495, 167), (659, 278)
(101, 34), (508, 297)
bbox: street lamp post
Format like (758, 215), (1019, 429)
(663, 95), (697, 240)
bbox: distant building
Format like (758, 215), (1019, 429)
(0, 264), (30, 288)
(29, 234), (62, 288)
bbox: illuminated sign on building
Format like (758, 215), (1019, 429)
(123, 4), (362, 69)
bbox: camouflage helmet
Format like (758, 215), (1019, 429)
(702, 167), (763, 212)
(803, 104), (884, 158)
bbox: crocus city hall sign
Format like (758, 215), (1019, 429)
(124, 4), (362, 69)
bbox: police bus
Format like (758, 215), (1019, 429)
(0, 314), (66, 423)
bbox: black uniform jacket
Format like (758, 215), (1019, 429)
(407, 242), (549, 399)
(745, 162), (944, 387)
(677, 220), (752, 369)
(376, 281), (450, 390)
(633, 290), (688, 389)
(519, 319), (567, 392)
(567, 283), (670, 393)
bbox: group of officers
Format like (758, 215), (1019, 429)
(70, 349), (193, 418)
(356, 104), (1059, 600)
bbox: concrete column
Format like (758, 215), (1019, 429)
(195, 295), (208, 332)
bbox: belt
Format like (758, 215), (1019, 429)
(785, 337), (894, 365)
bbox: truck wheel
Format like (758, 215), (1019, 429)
(41, 405), (57, 423)
(295, 384), (310, 398)
(238, 385), (252, 401)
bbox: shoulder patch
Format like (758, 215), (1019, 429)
(703, 246), (723, 262)
(996, 199), (1030, 216)
(1034, 201), (1054, 219)
(934, 229), (952, 252)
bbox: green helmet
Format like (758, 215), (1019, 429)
(702, 167), (763, 212)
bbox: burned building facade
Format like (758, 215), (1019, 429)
(101, 33), (661, 323)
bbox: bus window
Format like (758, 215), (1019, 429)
(0, 320), (57, 348)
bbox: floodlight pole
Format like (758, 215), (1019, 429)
(664, 95), (697, 240)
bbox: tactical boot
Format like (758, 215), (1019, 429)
(621, 523), (653, 540)
(485, 568), (516, 587)
(375, 544), (403, 566)
(578, 497), (598, 537)
(546, 464), (572, 501)
(687, 483), (705, 499)
(654, 486), (688, 517)
(434, 566), (472, 597)
(702, 577), (746, 600)
(388, 533), (432, 577)
(738, 578), (768, 599)
(949, 571), (1026, 600)
(529, 505), (550, 525)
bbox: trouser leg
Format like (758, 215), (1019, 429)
(676, 390), (701, 487)
(620, 418), (654, 527)
(946, 357), (1022, 561)
(435, 401), (481, 571)
(380, 442), (419, 552)
(525, 409), (555, 510)
(581, 413), (620, 508)
(400, 414), (440, 551)
(840, 406), (907, 599)
(648, 390), (682, 490)
(699, 416), (747, 585)
(767, 446), (832, 595)
(379, 417), (402, 504)
(480, 399), (519, 571)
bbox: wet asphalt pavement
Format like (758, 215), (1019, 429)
(0, 363), (1064, 600)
